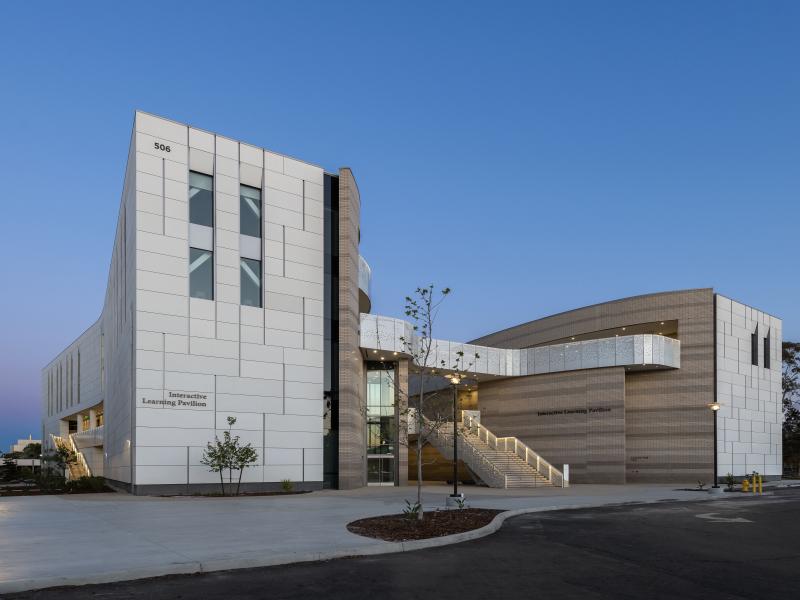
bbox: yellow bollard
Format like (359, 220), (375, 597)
(742, 478), (750, 493)
(758, 474), (763, 495)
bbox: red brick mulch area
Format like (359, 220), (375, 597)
(346, 508), (503, 542)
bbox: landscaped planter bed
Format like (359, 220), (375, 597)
(347, 508), (503, 542)
(161, 490), (313, 498)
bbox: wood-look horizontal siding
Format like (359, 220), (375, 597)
(473, 289), (715, 483)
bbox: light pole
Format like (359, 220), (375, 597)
(449, 373), (461, 499)
(709, 401), (720, 488)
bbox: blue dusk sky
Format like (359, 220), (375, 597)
(1, 1), (798, 450)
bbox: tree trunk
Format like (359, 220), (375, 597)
(236, 467), (243, 496)
(416, 378), (425, 521)
(219, 469), (225, 496)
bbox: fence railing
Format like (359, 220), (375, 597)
(421, 418), (508, 488)
(50, 434), (91, 479)
(463, 414), (568, 487)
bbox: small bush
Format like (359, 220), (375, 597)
(403, 499), (421, 520)
(725, 472), (736, 491)
(35, 472), (67, 492)
(697, 480), (706, 491)
(281, 478), (294, 492)
(65, 476), (107, 493)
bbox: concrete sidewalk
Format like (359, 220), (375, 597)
(0, 483), (725, 593)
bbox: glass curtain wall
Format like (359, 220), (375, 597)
(366, 362), (397, 485)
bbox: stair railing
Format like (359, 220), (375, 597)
(421, 417), (508, 488)
(463, 415), (568, 487)
(50, 434), (91, 479)
(67, 434), (91, 478)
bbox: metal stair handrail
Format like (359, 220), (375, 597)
(421, 417), (508, 488)
(50, 434), (91, 479)
(67, 434), (91, 478)
(463, 414), (567, 487)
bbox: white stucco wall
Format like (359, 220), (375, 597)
(41, 138), (136, 482)
(43, 112), (326, 488)
(131, 112), (324, 487)
(716, 294), (782, 477)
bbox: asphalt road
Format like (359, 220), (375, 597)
(6, 488), (799, 600)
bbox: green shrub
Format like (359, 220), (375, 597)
(35, 472), (67, 492)
(725, 472), (736, 491)
(403, 499), (422, 520)
(280, 478), (294, 492)
(65, 476), (107, 493)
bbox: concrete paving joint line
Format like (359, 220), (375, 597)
(0, 494), (735, 595)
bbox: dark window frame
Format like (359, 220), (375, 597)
(240, 184), (262, 238)
(240, 257), (262, 307)
(189, 247), (214, 300)
(189, 171), (214, 227)
(751, 324), (759, 366)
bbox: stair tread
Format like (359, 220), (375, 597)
(427, 421), (563, 489)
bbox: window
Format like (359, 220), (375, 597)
(189, 171), (214, 227)
(764, 329), (771, 369)
(366, 364), (397, 485)
(751, 324), (758, 366)
(240, 258), (262, 307)
(189, 248), (214, 299)
(240, 185), (262, 238)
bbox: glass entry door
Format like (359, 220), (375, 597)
(366, 364), (396, 486)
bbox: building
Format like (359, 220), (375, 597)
(9, 436), (41, 455)
(5, 436), (41, 470)
(42, 112), (783, 493)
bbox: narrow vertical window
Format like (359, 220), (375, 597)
(77, 351), (81, 404)
(189, 248), (214, 300)
(189, 171), (214, 227)
(764, 329), (771, 369)
(240, 258), (262, 307)
(240, 185), (262, 238)
(750, 324), (758, 366)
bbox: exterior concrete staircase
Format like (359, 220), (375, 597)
(51, 434), (91, 480)
(423, 415), (567, 489)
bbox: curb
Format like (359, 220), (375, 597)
(0, 494), (743, 594)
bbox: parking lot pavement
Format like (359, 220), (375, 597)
(0, 482), (720, 593)
(6, 488), (799, 599)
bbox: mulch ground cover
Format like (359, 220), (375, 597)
(347, 508), (504, 542)
(161, 490), (313, 498)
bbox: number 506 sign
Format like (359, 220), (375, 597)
(154, 141), (171, 153)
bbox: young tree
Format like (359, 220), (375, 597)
(397, 285), (478, 520)
(43, 446), (76, 475)
(782, 341), (800, 475)
(1, 453), (21, 482)
(22, 443), (41, 459)
(201, 428), (231, 496)
(201, 416), (259, 496)
(231, 442), (259, 496)
(35, 446), (76, 491)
